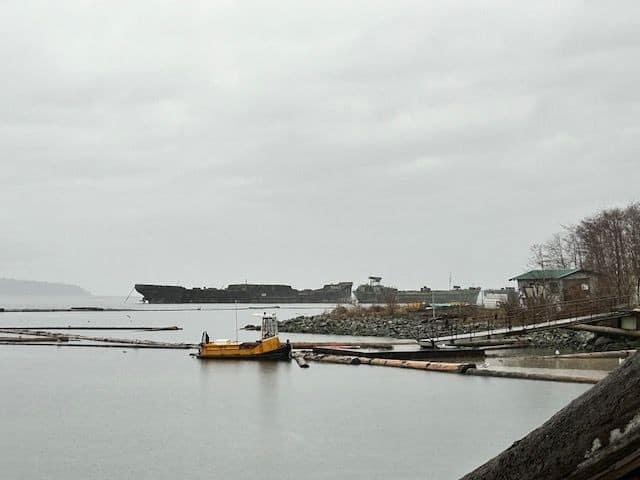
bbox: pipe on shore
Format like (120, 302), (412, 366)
(567, 323), (640, 338)
(448, 338), (531, 348)
(465, 368), (601, 384)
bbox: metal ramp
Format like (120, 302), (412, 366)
(422, 310), (629, 344)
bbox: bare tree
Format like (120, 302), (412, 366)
(534, 203), (640, 302)
(546, 233), (568, 268)
(560, 224), (584, 269)
(528, 243), (547, 269)
(528, 228), (582, 270)
(624, 203), (640, 301)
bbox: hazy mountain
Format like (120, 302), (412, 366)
(0, 278), (90, 296)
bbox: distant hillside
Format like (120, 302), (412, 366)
(0, 279), (90, 296)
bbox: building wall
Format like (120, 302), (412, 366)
(516, 272), (597, 304)
(516, 280), (561, 303)
(482, 289), (517, 309)
(562, 278), (593, 302)
(483, 293), (508, 309)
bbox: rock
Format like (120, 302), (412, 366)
(605, 342), (628, 351)
(278, 311), (433, 339)
(242, 324), (261, 331)
(594, 336), (614, 347)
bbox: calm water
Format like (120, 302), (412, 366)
(0, 298), (590, 479)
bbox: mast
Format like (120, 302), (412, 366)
(235, 300), (238, 342)
(261, 312), (278, 339)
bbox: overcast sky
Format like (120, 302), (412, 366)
(2, 0), (640, 295)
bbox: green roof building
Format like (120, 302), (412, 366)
(509, 269), (598, 303)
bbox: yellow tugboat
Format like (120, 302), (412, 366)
(197, 312), (291, 360)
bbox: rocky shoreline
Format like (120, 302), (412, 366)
(279, 311), (640, 352)
(279, 312), (450, 339)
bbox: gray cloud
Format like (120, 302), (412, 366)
(1, 0), (639, 294)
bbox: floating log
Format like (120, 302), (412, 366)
(298, 353), (353, 366)
(462, 352), (640, 479)
(448, 338), (531, 347)
(0, 336), (68, 342)
(367, 358), (475, 373)
(0, 308), (136, 313)
(291, 341), (403, 349)
(465, 368), (602, 384)
(0, 342), (196, 349)
(292, 353), (309, 368)
(0, 305), (361, 313)
(0, 328), (197, 348)
(0, 326), (181, 331)
(302, 353), (474, 373)
(312, 346), (483, 360)
(568, 324), (640, 338)
(302, 353), (363, 365)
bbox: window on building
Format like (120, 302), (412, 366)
(549, 282), (560, 294)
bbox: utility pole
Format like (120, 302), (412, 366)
(432, 290), (436, 320)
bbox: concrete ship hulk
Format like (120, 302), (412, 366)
(354, 276), (481, 304)
(134, 282), (353, 304)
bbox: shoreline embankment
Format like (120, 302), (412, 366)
(278, 305), (640, 353)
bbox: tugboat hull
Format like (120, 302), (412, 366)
(197, 345), (291, 361)
(197, 336), (291, 361)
